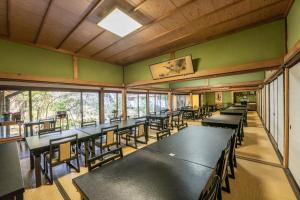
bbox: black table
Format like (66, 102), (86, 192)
(202, 115), (243, 144)
(181, 108), (198, 119)
(146, 111), (180, 130)
(25, 129), (90, 187)
(220, 109), (247, 126)
(23, 120), (41, 137)
(145, 126), (234, 169)
(0, 142), (24, 200)
(73, 149), (213, 200)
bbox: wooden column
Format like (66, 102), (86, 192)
(146, 91), (150, 114)
(98, 91), (101, 124)
(122, 89), (127, 120)
(168, 91), (172, 111)
(72, 56), (78, 80)
(100, 89), (105, 123)
(284, 67), (289, 168)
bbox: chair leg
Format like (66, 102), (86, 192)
(222, 173), (230, 193)
(49, 164), (53, 184)
(76, 156), (80, 173)
(234, 154), (237, 168)
(229, 162), (235, 179)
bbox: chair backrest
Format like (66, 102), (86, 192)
(199, 175), (221, 200)
(149, 112), (156, 115)
(81, 120), (97, 127)
(216, 141), (231, 180)
(157, 129), (171, 140)
(38, 118), (56, 136)
(88, 147), (123, 171)
(179, 112), (183, 122)
(177, 122), (188, 130)
(110, 117), (121, 123)
(135, 121), (146, 137)
(101, 125), (119, 146)
(168, 114), (173, 125)
(49, 134), (78, 163)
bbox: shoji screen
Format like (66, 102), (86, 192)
(274, 79), (278, 143)
(289, 62), (300, 187)
(270, 82), (274, 137)
(262, 86), (266, 123)
(277, 74), (284, 155)
(266, 84), (270, 131)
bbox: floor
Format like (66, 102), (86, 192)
(19, 111), (297, 200)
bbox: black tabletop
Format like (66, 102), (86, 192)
(73, 149), (213, 200)
(25, 129), (90, 153)
(78, 119), (144, 136)
(145, 126), (234, 168)
(202, 115), (242, 127)
(181, 108), (198, 112)
(0, 142), (24, 198)
(220, 109), (246, 115)
(227, 106), (247, 110)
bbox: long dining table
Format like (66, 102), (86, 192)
(25, 118), (148, 187)
(72, 126), (234, 200)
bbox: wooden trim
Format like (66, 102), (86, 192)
(189, 92), (193, 106)
(34, 0), (53, 43)
(168, 92), (172, 111)
(264, 68), (284, 84)
(192, 87), (259, 94)
(73, 56), (78, 80)
(284, 67), (289, 168)
(285, 39), (300, 68)
(146, 92), (149, 114)
(0, 136), (22, 144)
(127, 58), (282, 87)
(100, 88), (105, 123)
(0, 70), (123, 88)
(56, 0), (104, 48)
(6, 0), (10, 37)
(284, 0), (295, 16)
(98, 91), (101, 124)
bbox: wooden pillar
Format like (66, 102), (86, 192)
(100, 89), (105, 123)
(146, 91), (150, 114)
(122, 89), (127, 120)
(168, 91), (172, 111)
(80, 92), (83, 125)
(73, 56), (78, 80)
(284, 67), (289, 168)
(98, 91), (101, 124)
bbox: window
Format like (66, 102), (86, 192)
(104, 92), (122, 122)
(173, 94), (190, 110)
(82, 92), (99, 123)
(149, 93), (168, 113)
(127, 93), (146, 118)
(31, 91), (81, 128)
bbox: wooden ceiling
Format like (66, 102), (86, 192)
(0, 0), (291, 65)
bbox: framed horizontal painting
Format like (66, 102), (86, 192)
(149, 56), (194, 80)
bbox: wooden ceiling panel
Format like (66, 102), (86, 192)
(60, 20), (104, 52)
(78, 31), (120, 56)
(138, 0), (177, 19)
(37, 0), (94, 47)
(10, 0), (49, 42)
(95, 23), (167, 59)
(125, 0), (146, 7)
(115, 0), (288, 64)
(0, 0), (7, 36)
(171, 0), (193, 7)
(159, 12), (188, 31)
(180, 0), (219, 21)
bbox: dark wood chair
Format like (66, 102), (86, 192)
(38, 118), (57, 136)
(163, 114), (174, 130)
(156, 129), (171, 140)
(125, 121), (147, 149)
(81, 120), (97, 127)
(95, 125), (119, 154)
(229, 134), (237, 179)
(44, 134), (80, 184)
(199, 175), (222, 200)
(87, 147), (123, 172)
(216, 141), (231, 193)
(177, 122), (188, 130)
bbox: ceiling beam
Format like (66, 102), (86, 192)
(34, 0), (53, 43)
(126, 57), (283, 87)
(56, 0), (104, 49)
(90, 0), (198, 58)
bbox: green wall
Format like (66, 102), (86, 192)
(223, 91), (233, 104)
(125, 20), (285, 84)
(206, 92), (215, 105)
(202, 91), (233, 105)
(287, 0), (300, 49)
(0, 39), (123, 84)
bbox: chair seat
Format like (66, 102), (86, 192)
(45, 152), (76, 164)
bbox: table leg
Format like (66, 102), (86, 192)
(30, 152), (34, 169)
(16, 192), (24, 200)
(84, 141), (89, 167)
(34, 154), (42, 187)
(160, 119), (163, 130)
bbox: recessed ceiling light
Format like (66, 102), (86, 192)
(97, 8), (142, 37)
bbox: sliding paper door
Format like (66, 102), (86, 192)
(274, 79), (278, 143)
(289, 62), (300, 187)
(270, 82), (274, 137)
(262, 86), (266, 123)
(266, 84), (270, 131)
(277, 74), (284, 155)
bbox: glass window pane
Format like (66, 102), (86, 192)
(149, 94), (155, 113)
(161, 94), (168, 110)
(82, 92), (99, 123)
(127, 93), (138, 118)
(138, 94), (146, 117)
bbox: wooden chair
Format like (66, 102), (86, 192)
(156, 129), (171, 140)
(44, 134), (80, 184)
(229, 134), (237, 179)
(125, 121), (147, 149)
(81, 120), (97, 127)
(95, 125), (119, 154)
(199, 175), (222, 200)
(38, 118), (57, 136)
(216, 142), (231, 193)
(177, 122), (188, 130)
(163, 114), (174, 130)
(87, 147), (123, 172)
